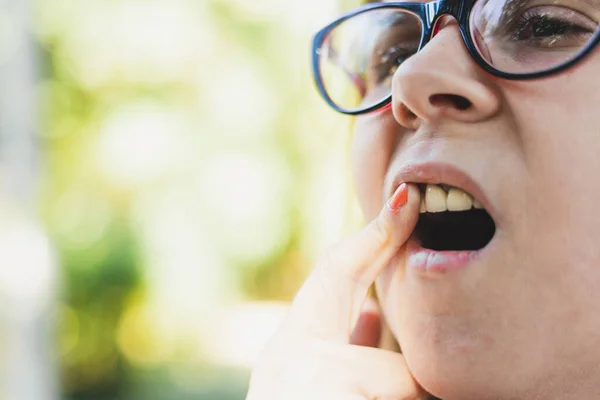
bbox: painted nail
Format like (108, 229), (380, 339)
(387, 183), (408, 215)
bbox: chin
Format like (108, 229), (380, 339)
(391, 315), (530, 400)
(406, 350), (496, 400)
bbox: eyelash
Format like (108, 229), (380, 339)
(373, 46), (416, 81)
(511, 9), (593, 42)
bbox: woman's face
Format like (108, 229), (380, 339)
(350, 11), (600, 400)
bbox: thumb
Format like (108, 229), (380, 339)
(350, 296), (382, 348)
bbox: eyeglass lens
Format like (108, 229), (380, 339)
(319, 9), (423, 112)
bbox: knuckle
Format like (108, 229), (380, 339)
(318, 247), (336, 270)
(314, 247), (346, 287)
(316, 248), (346, 289)
(371, 215), (391, 245)
(315, 244), (368, 292)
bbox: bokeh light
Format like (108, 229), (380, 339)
(0, 0), (365, 399)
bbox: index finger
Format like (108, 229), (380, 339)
(285, 183), (421, 342)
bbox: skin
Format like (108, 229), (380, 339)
(246, 4), (600, 400)
(247, 185), (428, 400)
(351, 13), (600, 400)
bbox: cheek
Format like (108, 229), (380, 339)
(505, 76), (600, 315)
(526, 121), (600, 289)
(351, 117), (397, 218)
(512, 82), (600, 250)
(502, 60), (600, 239)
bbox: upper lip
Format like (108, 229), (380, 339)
(390, 162), (497, 220)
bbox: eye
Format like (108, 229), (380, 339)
(470, 0), (599, 73)
(368, 45), (417, 86)
(380, 46), (411, 72)
(509, 7), (596, 48)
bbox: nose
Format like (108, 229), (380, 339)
(391, 17), (501, 129)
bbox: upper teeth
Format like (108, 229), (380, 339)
(420, 184), (484, 214)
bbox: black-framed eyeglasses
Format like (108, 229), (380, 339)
(311, 0), (600, 115)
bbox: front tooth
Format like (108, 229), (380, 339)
(447, 188), (473, 211)
(473, 199), (484, 209)
(425, 184), (448, 213)
(419, 198), (427, 213)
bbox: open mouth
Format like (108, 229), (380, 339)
(413, 184), (496, 252)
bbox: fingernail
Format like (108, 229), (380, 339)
(387, 183), (408, 215)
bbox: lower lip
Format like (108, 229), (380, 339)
(406, 240), (482, 273)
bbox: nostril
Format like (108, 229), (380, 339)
(399, 103), (417, 120)
(430, 94), (472, 111)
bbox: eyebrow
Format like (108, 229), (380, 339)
(577, 0), (599, 11)
(564, 0), (600, 9)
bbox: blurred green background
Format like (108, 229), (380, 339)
(0, 0), (367, 399)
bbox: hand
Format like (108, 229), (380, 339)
(246, 183), (428, 400)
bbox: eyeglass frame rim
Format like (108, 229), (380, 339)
(311, 0), (600, 116)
